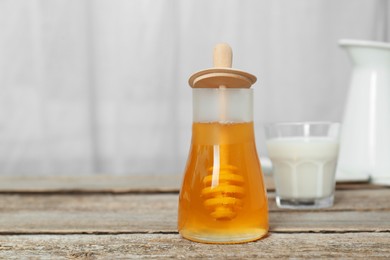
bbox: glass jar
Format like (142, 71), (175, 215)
(178, 44), (269, 244)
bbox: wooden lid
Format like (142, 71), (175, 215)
(188, 43), (257, 88)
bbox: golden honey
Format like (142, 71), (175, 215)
(178, 122), (269, 244)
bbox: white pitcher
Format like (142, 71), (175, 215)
(337, 39), (390, 185)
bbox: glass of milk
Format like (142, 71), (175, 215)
(265, 122), (340, 209)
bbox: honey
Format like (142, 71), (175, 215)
(179, 43), (268, 243)
(178, 122), (269, 244)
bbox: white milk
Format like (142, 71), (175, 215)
(266, 137), (339, 199)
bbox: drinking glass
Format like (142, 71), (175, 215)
(265, 122), (340, 209)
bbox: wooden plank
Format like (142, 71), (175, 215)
(0, 191), (389, 234)
(1, 210), (388, 234)
(1, 189), (389, 213)
(0, 174), (386, 193)
(0, 233), (389, 258)
(0, 175), (274, 193)
(335, 181), (388, 190)
(268, 189), (390, 211)
(0, 175), (182, 193)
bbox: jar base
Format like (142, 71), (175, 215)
(276, 195), (334, 209)
(179, 228), (268, 244)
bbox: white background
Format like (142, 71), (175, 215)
(0, 0), (389, 175)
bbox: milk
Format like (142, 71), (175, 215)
(266, 137), (339, 199)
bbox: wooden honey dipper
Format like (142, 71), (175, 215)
(189, 43), (256, 89)
(189, 43), (257, 220)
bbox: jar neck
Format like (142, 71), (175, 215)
(192, 88), (253, 123)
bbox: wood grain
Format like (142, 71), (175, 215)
(0, 190), (389, 234)
(1, 189), (389, 212)
(0, 233), (389, 258)
(0, 176), (389, 258)
(0, 174), (385, 193)
(0, 174), (274, 193)
(0, 175), (182, 193)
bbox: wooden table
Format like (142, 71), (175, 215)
(0, 175), (389, 259)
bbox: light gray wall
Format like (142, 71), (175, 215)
(0, 0), (388, 175)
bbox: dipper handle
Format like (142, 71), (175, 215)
(213, 43), (232, 68)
